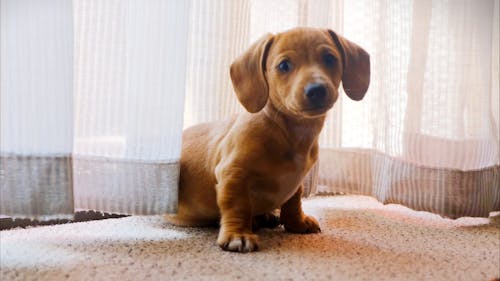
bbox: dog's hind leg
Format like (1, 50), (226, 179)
(252, 210), (281, 231)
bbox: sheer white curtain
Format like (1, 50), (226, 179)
(1, 0), (189, 219)
(72, 0), (189, 215)
(1, 0), (74, 220)
(317, 0), (499, 218)
(1, 0), (498, 220)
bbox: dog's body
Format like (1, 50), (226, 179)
(176, 106), (323, 225)
(168, 28), (370, 252)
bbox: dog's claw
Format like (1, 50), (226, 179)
(217, 233), (259, 253)
(228, 239), (243, 251)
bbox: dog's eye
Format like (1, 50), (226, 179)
(277, 60), (292, 73)
(323, 53), (337, 68)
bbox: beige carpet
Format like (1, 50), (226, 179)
(1, 195), (499, 281)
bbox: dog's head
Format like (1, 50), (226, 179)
(230, 27), (370, 117)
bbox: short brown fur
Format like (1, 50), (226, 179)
(167, 27), (370, 252)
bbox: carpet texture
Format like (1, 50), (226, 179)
(1, 195), (499, 281)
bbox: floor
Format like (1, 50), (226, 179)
(1, 195), (499, 281)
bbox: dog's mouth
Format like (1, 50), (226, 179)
(284, 98), (335, 118)
(302, 97), (335, 115)
(303, 104), (331, 115)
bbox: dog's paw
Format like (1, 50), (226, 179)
(284, 215), (321, 234)
(217, 232), (259, 253)
(252, 212), (281, 230)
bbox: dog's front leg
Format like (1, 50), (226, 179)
(216, 175), (258, 252)
(280, 184), (321, 233)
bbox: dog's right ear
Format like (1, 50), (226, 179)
(230, 33), (274, 113)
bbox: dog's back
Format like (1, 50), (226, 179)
(168, 116), (237, 226)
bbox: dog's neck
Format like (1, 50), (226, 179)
(262, 102), (326, 151)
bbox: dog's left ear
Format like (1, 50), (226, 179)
(328, 29), (370, 101)
(230, 33), (274, 113)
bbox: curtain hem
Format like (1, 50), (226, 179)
(318, 148), (500, 218)
(0, 154), (75, 221)
(73, 156), (179, 215)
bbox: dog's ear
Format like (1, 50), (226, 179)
(328, 30), (370, 101)
(230, 33), (274, 113)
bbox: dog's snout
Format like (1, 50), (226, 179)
(304, 83), (327, 103)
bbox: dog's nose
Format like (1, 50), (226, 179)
(304, 83), (327, 104)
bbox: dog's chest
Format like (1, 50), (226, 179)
(250, 150), (314, 214)
(276, 152), (308, 188)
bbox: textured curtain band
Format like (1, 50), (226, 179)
(318, 149), (500, 219)
(302, 162), (319, 197)
(73, 156), (179, 215)
(0, 154), (74, 220)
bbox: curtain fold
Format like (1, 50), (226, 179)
(1, 0), (189, 219)
(317, 0), (499, 218)
(183, 0), (251, 128)
(0, 0), (74, 220)
(72, 0), (189, 215)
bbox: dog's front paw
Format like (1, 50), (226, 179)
(217, 231), (259, 253)
(283, 215), (321, 234)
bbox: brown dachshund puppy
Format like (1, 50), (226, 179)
(168, 27), (370, 252)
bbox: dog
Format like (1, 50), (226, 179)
(167, 27), (370, 252)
